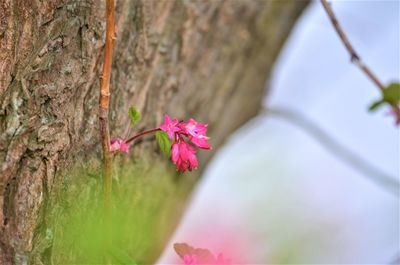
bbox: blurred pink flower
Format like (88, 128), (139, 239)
(215, 253), (230, 265)
(183, 254), (198, 265)
(175, 243), (231, 265)
(110, 138), (129, 153)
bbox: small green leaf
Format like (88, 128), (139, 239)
(368, 82), (400, 112)
(128, 106), (141, 126)
(155, 131), (173, 157)
(382, 83), (400, 104)
(368, 99), (385, 112)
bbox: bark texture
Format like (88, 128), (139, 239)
(0, 0), (308, 264)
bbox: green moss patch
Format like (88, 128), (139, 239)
(45, 155), (195, 264)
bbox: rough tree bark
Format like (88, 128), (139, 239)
(0, 0), (308, 264)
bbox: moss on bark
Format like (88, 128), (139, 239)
(44, 155), (194, 264)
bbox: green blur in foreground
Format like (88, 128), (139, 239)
(46, 155), (195, 264)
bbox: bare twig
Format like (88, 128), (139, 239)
(99, 0), (115, 212)
(320, 0), (400, 122)
(264, 107), (399, 196)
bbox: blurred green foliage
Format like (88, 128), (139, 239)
(46, 155), (195, 264)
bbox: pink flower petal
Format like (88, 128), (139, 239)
(171, 141), (198, 172)
(160, 115), (181, 140)
(110, 138), (129, 153)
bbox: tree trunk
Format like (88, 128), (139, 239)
(0, 0), (308, 264)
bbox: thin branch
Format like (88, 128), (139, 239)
(99, 0), (115, 212)
(264, 107), (399, 196)
(320, 0), (400, 123)
(125, 128), (160, 144)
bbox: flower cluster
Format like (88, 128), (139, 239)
(159, 115), (211, 172)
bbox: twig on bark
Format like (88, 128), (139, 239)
(320, 0), (400, 122)
(99, 0), (115, 212)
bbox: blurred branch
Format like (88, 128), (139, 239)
(320, 0), (400, 123)
(389, 253), (400, 265)
(264, 107), (399, 196)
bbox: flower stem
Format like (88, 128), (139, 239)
(125, 128), (161, 144)
(99, 0), (115, 214)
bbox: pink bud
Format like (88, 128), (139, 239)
(171, 141), (198, 172)
(110, 138), (129, 153)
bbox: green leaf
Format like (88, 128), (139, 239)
(155, 131), (172, 157)
(368, 82), (400, 112)
(128, 106), (141, 126)
(368, 99), (385, 112)
(382, 82), (400, 104)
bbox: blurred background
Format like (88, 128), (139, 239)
(159, 0), (400, 264)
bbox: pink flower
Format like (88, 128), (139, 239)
(184, 119), (207, 136)
(172, 141), (198, 172)
(182, 119), (211, 149)
(183, 254), (198, 265)
(215, 253), (231, 265)
(159, 115), (181, 139)
(110, 138), (129, 153)
(189, 135), (211, 149)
